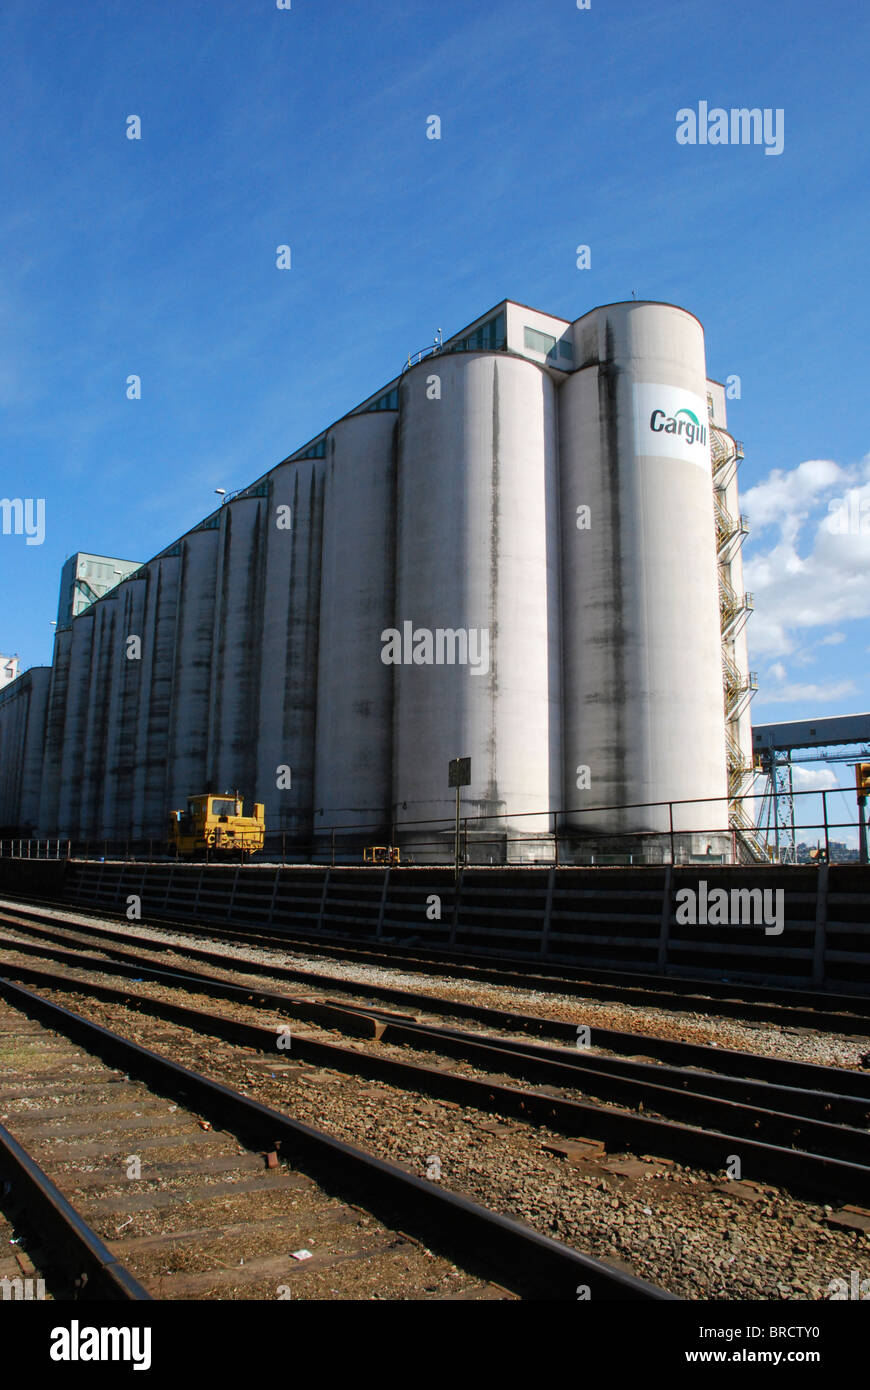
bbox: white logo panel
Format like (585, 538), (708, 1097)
(633, 383), (711, 469)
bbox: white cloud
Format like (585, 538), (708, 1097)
(791, 765), (839, 790)
(742, 459), (848, 545)
(744, 452), (870, 658)
(755, 677), (857, 704)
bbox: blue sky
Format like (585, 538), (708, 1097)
(1, 0), (868, 819)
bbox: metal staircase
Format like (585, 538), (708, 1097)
(709, 411), (765, 860)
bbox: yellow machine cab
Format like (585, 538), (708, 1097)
(168, 793), (265, 860)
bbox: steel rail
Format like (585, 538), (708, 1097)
(2, 906), (870, 1101)
(6, 894), (870, 1026)
(0, 976), (673, 1301)
(0, 1121), (150, 1301)
(1, 926), (867, 1129)
(1, 958), (869, 1203)
(3, 904), (870, 1102)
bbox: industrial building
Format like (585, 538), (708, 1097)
(55, 552), (143, 629)
(0, 298), (757, 861)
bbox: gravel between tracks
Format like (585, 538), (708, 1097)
(1, 899), (866, 1071)
(5, 958), (868, 1303)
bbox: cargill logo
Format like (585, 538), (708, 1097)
(649, 406), (707, 448)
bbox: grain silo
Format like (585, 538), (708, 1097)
(102, 575), (147, 841)
(205, 496), (266, 801)
(393, 349), (562, 860)
(131, 554), (181, 841)
(165, 526), (220, 814)
(0, 296), (753, 864)
(314, 410), (397, 843)
(560, 302), (729, 853)
(256, 456), (324, 844)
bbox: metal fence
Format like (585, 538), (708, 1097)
(1, 783), (865, 867)
(0, 839), (71, 860)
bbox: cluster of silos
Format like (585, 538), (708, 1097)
(0, 297), (738, 862)
(0, 667), (50, 834)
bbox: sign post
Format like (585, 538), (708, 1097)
(856, 764), (870, 865)
(448, 758), (471, 881)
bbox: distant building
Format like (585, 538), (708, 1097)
(0, 655), (19, 690)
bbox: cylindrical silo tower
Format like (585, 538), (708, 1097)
(206, 496), (266, 802)
(15, 668), (51, 834)
(166, 527), (219, 814)
(37, 628), (72, 836)
(56, 610), (96, 840)
(256, 460), (324, 852)
(103, 575), (147, 843)
(314, 413), (396, 848)
(393, 352), (562, 862)
(0, 671), (48, 834)
(0, 681), (26, 830)
(130, 554), (180, 843)
(78, 596), (119, 843)
(559, 301), (728, 849)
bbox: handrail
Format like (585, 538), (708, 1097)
(400, 344), (444, 374)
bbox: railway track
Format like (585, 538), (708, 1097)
(1, 907), (869, 1211)
(0, 1011), (150, 1301)
(1, 901), (867, 1094)
(3, 891), (868, 1036)
(0, 978), (668, 1301)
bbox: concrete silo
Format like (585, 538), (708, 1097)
(206, 496), (266, 802)
(0, 680), (26, 830)
(393, 352), (562, 861)
(130, 555), (181, 842)
(37, 628), (72, 837)
(165, 526), (219, 815)
(314, 412), (396, 846)
(0, 668), (50, 834)
(78, 596), (119, 842)
(56, 610), (95, 839)
(103, 575), (147, 843)
(559, 301), (729, 849)
(257, 459), (324, 848)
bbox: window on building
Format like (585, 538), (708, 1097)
(447, 310), (506, 354)
(364, 386), (399, 412)
(294, 437), (327, 459)
(524, 326), (557, 356)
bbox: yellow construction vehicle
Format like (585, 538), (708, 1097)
(363, 845), (401, 866)
(168, 793), (265, 860)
